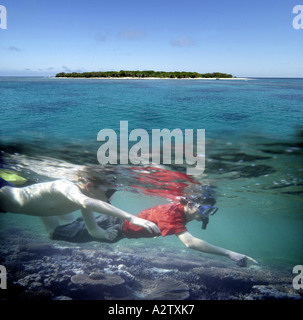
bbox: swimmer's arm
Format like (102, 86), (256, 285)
(81, 209), (115, 240)
(58, 181), (160, 234)
(177, 231), (231, 257)
(82, 198), (160, 234)
(177, 231), (258, 266)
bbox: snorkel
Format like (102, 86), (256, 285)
(105, 188), (117, 200)
(201, 217), (209, 230)
(199, 205), (218, 229)
(198, 188), (218, 230)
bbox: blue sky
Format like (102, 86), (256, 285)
(0, 0), (302, 77)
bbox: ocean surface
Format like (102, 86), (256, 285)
(0, 77), (302, 282)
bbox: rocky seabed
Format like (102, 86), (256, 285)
(0, 229), (302, 301)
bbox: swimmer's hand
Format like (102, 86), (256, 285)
(88, 226), (118, 241)
(129, 216), (161, 234)
(229, 252), (259, 267)
(104, 226), (119, 241)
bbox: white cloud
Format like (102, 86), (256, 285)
(95, 32), (107, 42)
(170, 35), (195, 47)
(8, 46), (21, 52)
(62, 66), (72, 73)
(117, 28), (146, 40)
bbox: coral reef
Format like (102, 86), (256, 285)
(0, 228), (302, 300)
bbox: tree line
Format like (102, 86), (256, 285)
(55, 70), (233, 79)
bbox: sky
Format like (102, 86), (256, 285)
(0, 0), (302, 77)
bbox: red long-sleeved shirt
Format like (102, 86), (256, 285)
(123, 202), (187, 238)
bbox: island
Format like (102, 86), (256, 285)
(55, 70), (234, 79)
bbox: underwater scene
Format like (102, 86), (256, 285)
(0, 77), (302, 300)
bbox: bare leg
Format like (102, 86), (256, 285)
(59, 213), (75, 224)
(40, 216), (60, 238)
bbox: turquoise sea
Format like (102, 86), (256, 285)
(0, 77), (303, 295)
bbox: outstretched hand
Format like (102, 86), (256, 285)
(129, 216), (161, 234)
(105, 226), (119, 241)
(229, 252), (259, 267)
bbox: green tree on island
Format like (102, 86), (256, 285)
(55, 70), (233, 79)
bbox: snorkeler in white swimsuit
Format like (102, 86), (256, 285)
(0, 177), (160, 241)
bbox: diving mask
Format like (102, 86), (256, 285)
(199, 205), (218, 216)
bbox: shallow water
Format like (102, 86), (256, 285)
(0, 77), (303, 290)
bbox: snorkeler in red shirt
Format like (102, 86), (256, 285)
(51, 196), (258, 267)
